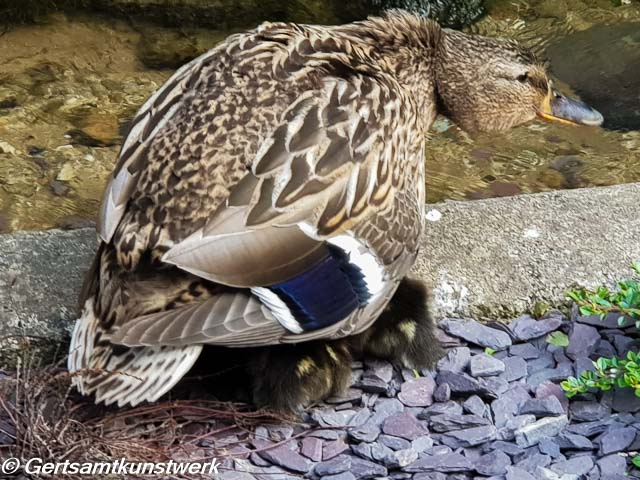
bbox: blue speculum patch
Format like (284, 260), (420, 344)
(270, 247), (371, 331)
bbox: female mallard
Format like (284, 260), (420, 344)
(69, 10), (602, 411)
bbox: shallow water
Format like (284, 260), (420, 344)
(0, 1), (639, 231)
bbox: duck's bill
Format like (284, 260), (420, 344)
(537, 90), (604, 126)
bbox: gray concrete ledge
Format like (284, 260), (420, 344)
(413, 182), (640, 319)
(1, 183), (639, 367)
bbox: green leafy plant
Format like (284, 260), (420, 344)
(561, 351), (640, 398)
(566, 261), (640, 328)
(546, 331), (569, 347)
(484, 347), (496, 356)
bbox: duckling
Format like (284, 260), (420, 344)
(68, 10), (602, 412)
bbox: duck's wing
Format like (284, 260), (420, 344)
(105, 73), (418, 349)
(96, 40), (231, 244)
(163, 74), (411, 287)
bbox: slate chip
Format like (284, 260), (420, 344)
(500, 356), (528, 382)
(384, 448), (419, 469)
(514, 452), (551, 473)
(537, 438), (561, 458)
(510, 314), (562, 341)
(429, 413), (490, 433)
(519, 396), (565, 417)
(556, 432), (593, 451)
(566, 324), (601, 360)
(320, 473), (356, 480)
(437, 371), (498, 399)
(301, 436), (323, 462)
(462, 395), (487, 417)
(398, 376), (436, 407)
(597, 427), (636, 455)
(470, 354), (506, 377)
(550, 455), (595, 476)
(509, 342), (541, 359)
(597, 454), (628, 477)
(315, 455), (352, 476)
(382, 413), (428, 440)
(323, 439), (349, 460)
(474, 450), (511, 476)
(253, 438), (312, 474)
(441, 425), (497, 448)
(379, 434), (410, 451)
(568, 400), (603, 424)
(515, 415), (569, 448)
(440, 319), (512, 350)
(433, 383), (451, 403)
(404, 452), (473, 473)
(505, 466), (536, 480)
(436, 347), (471, 373)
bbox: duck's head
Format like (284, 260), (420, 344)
(435, 29), (603, 133)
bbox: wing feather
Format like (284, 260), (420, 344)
(97, 41), (232, 243)
(106, 290), (285, 347)
(163, 74), (411, 288)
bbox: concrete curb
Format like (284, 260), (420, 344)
(413, 182), (640, 319)
(1, 183), (639, 366)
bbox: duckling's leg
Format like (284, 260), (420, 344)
(247, 339), (352, 414)
(349, 277), (444, 370)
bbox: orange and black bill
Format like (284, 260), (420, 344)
(538, 89), (604, 127)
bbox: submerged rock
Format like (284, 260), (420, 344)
(370, 0), (485, 28)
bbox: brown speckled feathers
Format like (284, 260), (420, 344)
(69, 12), (442, 406)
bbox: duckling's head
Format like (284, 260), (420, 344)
(435, 29), (603, 133)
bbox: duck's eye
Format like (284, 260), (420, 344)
(516, 72), (529, 83)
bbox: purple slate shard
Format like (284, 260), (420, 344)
(470, 354), (506, 377)
(514, 415), (569, 448)
(437, 371), (499, 399)
(500, 356), (528, 382)
(433, 383), (451, 403)
(519, 396), (565, 417)
(550, 455), (595, 476)
(252, 438), (312, 474)
(597, 427), (636, 455)
(436, 347), (471, 373)
(398, 376), (436, 407)
(404, 452), (473, 473)
(440, 319), (512, 350)
(473, 450), (511, 476)
(441, 425), (498, 448)
(301, 436), (323, 462)
(382, 413), (428, 441)
(419, 401), (463, 420)
(463, 395), (487, 417)
(509, 343), (541, 359)
(566, 323), (601, 360)
(429, 413), (491, 433)
(505, 466), (537, 480)
(570, 401), (611, 422)
(510, 314), (563, 341)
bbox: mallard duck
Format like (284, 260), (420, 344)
(68, 10), (602, 411)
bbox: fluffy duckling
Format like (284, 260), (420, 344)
(68, 10), (602, 412)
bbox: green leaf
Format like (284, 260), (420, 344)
(484, 347), (496, 356)
(633, 455), (640, 468)
(546, 331), (569, 347)
(579, 305), (595, 316)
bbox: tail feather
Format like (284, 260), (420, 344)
(68, 299), (202, 407)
